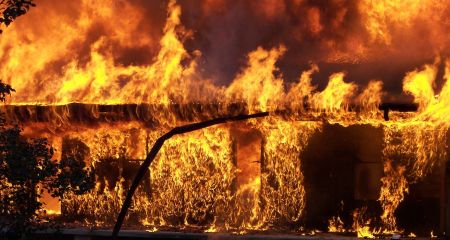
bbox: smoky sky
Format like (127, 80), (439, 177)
(177, 0), (450, 100)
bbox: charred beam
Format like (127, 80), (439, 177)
(1, 102), (419, 126)
(379, 103), (419, 121)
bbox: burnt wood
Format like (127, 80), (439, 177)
(0, 102), (418, 125)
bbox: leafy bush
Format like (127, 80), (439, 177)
(0, 82), (95, 239)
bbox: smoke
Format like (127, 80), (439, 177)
(180, 0), (450, 95)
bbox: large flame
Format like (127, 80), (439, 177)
(225, 45), (286, 112)
(1, 0), (450, 237)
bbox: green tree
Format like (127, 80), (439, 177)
(0, 81), (95, 239)
(0, 2), (94, 239)
(0, 0), (35, 33)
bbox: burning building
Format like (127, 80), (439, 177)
(1, 0), (450, 238)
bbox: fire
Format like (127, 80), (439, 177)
(375, 59), (450, 233)
(357, 80), (384, 119)
(328, 216), (344, 233)
(352, 208), (377, 239)
(403, 61), (438, 111)
(360, 0), (448, 45)
(225, 45), (286, 112)
(419, 60), (450, 123)
(378, 160), (408, 232)
(361, 0), (423, 44)
(286, 64), (318, 112)
(311, 72), (356, 113)
(258, 119), (321, 227)
(0, 0), (218, 105)
(1, 0), (450, 237)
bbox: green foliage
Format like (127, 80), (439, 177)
(50, 139), (95, 198)
(0, 82), (13, 101)
(0, 81), (95, 239)
(0, 2), (92, 239)
(0, 0), (35, 32)
(0, 127), (56, 237)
